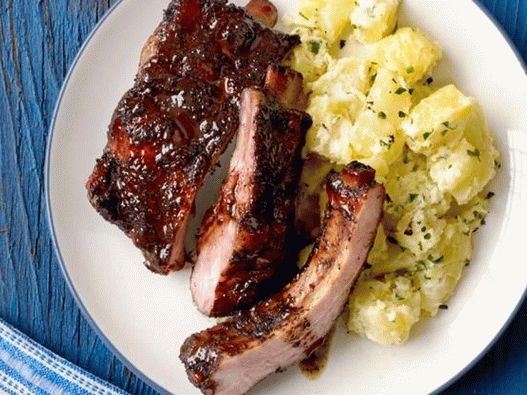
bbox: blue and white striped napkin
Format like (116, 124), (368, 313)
(0, 318), (127, 395)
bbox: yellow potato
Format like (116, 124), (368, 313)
(371, 27), (442, 83)
(429, 138), (495, 205)
(348, 275), (421, 345)
(350, 0), (401, 43)
(402, 85), (474, 155)
(295, 0), (356, 44)
(286, 0), (498, 347)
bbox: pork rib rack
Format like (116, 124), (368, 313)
(191, 66), (311, 317)
(180, 163), (386, 395)
(86, 0), (299, 274)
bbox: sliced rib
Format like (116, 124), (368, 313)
(180, 162), (386, 395)
(191, 67), (311, 317)
(86, 0), (299, 274)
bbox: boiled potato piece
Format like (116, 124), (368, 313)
(348, 275), (421, 345)
(311, 57), (372, 99)
(318, 0), (356, 44)
(296, 0), (355, 44)
(349, 69), (410, 169)
(414, 222), (472, 316)
(305, 113), (354, 164)
(371, 27), (442, 83)
(286, 0), (498, 347)
(402, 85), (474, 155)
(289, 27), (334, 84)
(395, 209), (446, 255)
(351, 0), (401, 43)
(304, 58), (373, 163)
(429, 138), (495, 205)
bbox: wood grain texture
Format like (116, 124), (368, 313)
(0, 0), (525, 394)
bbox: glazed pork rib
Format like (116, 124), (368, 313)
(86, 0), (299, 274)
(191, 67), (311, 317)
(180, 163), (385, 395)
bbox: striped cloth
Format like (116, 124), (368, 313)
(0, 318), (127, 395)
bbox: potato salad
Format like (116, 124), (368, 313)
(285, 0), (499, 345)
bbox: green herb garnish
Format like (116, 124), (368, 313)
(298, 12), (308, 20)
(467, 148), (481, 160)
(442, 121), (457, 130)
(428, 255), (444, 264)
(309, 40), (321, 55)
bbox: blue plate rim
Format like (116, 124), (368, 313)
(44, 1), (527, 395)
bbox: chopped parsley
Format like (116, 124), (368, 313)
(408, 88), (415, 95)
(439, 304), (449, 310)
(399, 111), (407, 118)
(378, 111), (387, 119)
(298, 12), (308, 20)
(380, 139), (392, 149)
(423, 131), (433, 140)
(370, 73), (378, 84)
(473, 211), (484, 220)
(424, 233), (432, 240)
(467, 148), (481, 160)
(486, 191), (495, 199)
(442, 121), (457, 130)
(395, 87), (407, 95)
(387, 236), (399, 245)
(421, 226), (427, 232)
(428, 255), (444, 264)
(415, 261), (426, 271)
(340, 39), (347, 49)
(426, 77), (434, 85)
(408, 193), (419, 203)
(406, 66), (415, 74)
(380, 135), (395, 149)
(309, 40), (321, 55)
(464, 259), (471, 267)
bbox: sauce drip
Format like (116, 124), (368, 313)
(299, 326), (336, 379)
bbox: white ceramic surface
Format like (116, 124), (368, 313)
(47, 1), (527, 394)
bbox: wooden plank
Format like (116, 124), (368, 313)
(0, 0), (156, 393)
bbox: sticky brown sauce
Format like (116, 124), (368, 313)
(299, 326), (336, 379)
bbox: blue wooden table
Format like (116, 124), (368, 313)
(0, 1), (525, 394)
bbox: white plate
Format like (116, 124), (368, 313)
(46, 1), (527, 394)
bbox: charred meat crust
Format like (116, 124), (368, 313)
(194, 86), (312, 316)
(180, 162), (385, 394)
(86, 0), (300, 274)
